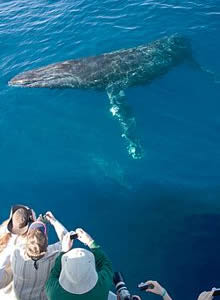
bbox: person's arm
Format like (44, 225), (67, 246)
(46, 232), (73, 296)
(0, 241), (14, 288)
(90, 242), (113, 274)
(0, 265), (13, 289)
(91, 242), (113, 278)
(0, 244), (12, 270)
(45, 211), (68, 241)
(144, 281), (172, 300)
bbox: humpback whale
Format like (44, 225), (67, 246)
(9, 34), (193, 159)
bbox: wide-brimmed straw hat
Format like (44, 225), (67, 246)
(7, 205), (33, 235)
(59, 248), (98, 294)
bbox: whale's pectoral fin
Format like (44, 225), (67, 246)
(106, 83), (144, 159)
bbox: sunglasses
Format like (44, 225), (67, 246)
(28, 221), (47, 235)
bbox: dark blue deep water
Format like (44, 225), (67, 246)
(1, 0), (220, 299)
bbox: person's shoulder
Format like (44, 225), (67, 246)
(47, 242), (62, 254)
(14, 235), (26, 246)
(43, 244), (62, 262)
(97, 267), (113, 287)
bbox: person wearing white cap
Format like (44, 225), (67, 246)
(46, 228), (113, 300)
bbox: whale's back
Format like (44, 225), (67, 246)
(9, 35), (191, 89)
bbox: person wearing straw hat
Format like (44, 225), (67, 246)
(46, 228), (113, 300)
(6, 205), (35, 236)
(0, 205), (36, 252)
(0, 204), (36, 294)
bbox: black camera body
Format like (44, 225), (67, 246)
(213, 289), (220, 297)
(138, 282), (154, 291)
(38, 214), (49, 224)
(70, 232), (78, 240)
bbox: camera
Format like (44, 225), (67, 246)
(113, 272), (143, 300)
(138, 282), (154, 291)
(70, 232), (78, 240)
(213, 289), (220, 297)
(113, 272), (131, 300)
(113, 272), (141, 300)
(38, 214), (49, 224)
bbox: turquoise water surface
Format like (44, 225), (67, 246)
(1, 0), (220, 299)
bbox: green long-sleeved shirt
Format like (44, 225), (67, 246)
(46, 243), (113, 300)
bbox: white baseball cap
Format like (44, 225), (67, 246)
(59, 248), (98, 294)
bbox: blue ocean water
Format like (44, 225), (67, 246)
(0, 0), (220, 299)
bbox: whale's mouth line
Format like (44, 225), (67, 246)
(8, 79), (45, 87)
(8, 72), (77, 88)
(9, 80), (29, 87)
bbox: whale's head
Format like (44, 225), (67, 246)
(9, 71), (42, 87)
(8, 62), (80, 88)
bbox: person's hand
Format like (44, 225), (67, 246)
(75, 228), (94, 246)
(45, 211), (56, 225)
(144, 281), (165, 296)
(197, 291), (214, 300)
(62, 232), (73, 252)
